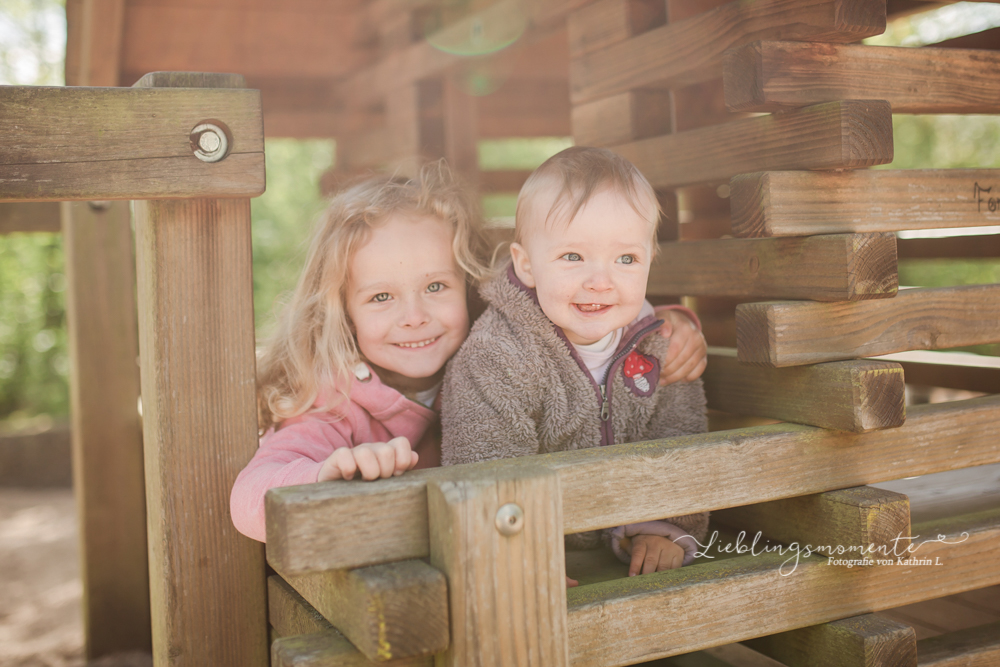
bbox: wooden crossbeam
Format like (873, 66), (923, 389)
(565, 510), (1000, 665)
(480, 170), (533, 194)
(703, 349), (905, 432)
(744, 614), (917, 667)
(0, 202), (61, 234)
(268, 576), (332, 639)
(730, 170), (1000, 238)
(276, 561), (449, 662)
(571, 90), (673, 147)
(0, 84), (264, 202)
(613, 100), (893, 189)
(916, 620), (1000, 667)
(648, 233), (898, 301)
(713, 486), (912, 556)
(570, 0), (886, 104)
(877, 350), (1000, 395)
(736, 285), (1000, 367)
(0, 426), (72, 487)
(897, 234), (1000, 259)
(266, 395), (1000, 574)
(724, 41), (1000, 114)
(271, 632), (433, 667)
(567, 0), (667, 58)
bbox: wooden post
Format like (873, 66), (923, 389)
(744, 614), (917, 667)
(132, 72), (267, 666)
(62, 200), (151, 658)
(428, 465), (569, 667)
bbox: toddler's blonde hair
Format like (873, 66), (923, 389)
(256, 161), (491, 431)
(515, 146), (661, 245)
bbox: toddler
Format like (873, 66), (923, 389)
(230, 161), (707, 544)
(442, 147), (709, 577)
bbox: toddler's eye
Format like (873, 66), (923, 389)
(618, 254), (636, 265)
(561, 252), (582, 261)
(372, 292), (391, 303)
(427, 282), (444, 293)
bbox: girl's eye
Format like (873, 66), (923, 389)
(372, 292), (391, 303)
(427, 282), (444, 293)
(618, 254), (636, 265)
(561, 252), (582, 261)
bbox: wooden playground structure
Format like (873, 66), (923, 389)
(2, 0), (1000, 664)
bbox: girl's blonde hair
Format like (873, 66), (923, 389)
(256, 161), (491, 431)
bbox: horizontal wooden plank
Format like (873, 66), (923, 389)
(703, 349), (905, 432)
(724, 41), (1000, 114)
(729, 170), (1000, 238)
(570, 0), (886, 104)
(648, 233), (898, 301)
(614, 100), (893, 189)
(567, 0), (666, 58)
(267, 394), (1000, 574)
(0, 202), (61, 233)
(571, 89), (673, 147)
(268, 576), (333, 639)
(897, 234), (1000, 259)
(736, 285), (1000, 367)
(480, 170), (532, 194)
(0, 426), (73, 487)
(877, 350), (1000, 394)
(271, 631), (432, 667)
(744, 614), (916, 667)
(278, 561), (449, 662)
(714, 486), (911, 557)
(916, 620), (1000, 667)
(565, 510), (1000, 665)
(0, 85), (264, 201)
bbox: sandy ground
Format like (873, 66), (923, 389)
(0, 488), (151, 667)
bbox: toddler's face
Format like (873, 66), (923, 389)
(346, 213), (469, 391)
(511, 188), (654, 346)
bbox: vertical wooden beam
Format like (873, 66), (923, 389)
(442, 76), (480, 188)
(428, 465), (569, 666)
(62, 200), (151, 658)
(64, 0), (125, 87)
(132, 73), (267, 666)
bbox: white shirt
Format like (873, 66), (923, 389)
(572, 300), (655, 384)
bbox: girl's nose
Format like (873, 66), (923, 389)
(399, 297), (431, 327)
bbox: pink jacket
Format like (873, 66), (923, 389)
(230, 363), (439, 542)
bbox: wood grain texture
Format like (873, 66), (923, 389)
(897, 234), (1000, 259)
(649, 233), (898, 301)
(278, 561), (448, 662)
(571, 90), (673, 147)
(428, 465), (569, 667)
(0, 85), (264, 201)
(0, 202), (61, 233)
(878, 350), (1000, 394)
(62, 200), (150, 658)
(132, 72), (266, 667)
(271, 632), (433, 667)
(744, 614), (916, 667)
(268, 576), (332, 639)
(735, 285), (1000, 367)
(702, 348), (905, 432)
(567, 0), (666, 58)
(729, 170), (1000, 238)
(0, 426), (72, 487)
(916, 620), (1000, 667)
(613, 100), (893, 189)
(268, 395), (1000, 574)
(565, 510), (1000, 665)
(714, 486), (912, 558)
(725, 41), (1000, 114)
(64, 0), (125, 87)
(570, 0), (886, 104)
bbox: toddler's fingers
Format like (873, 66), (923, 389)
(660, 549), (683, 571)
(685, 357), (708, 383)
(565, 576), (579, 588)
(388, 436), (412, 475)
(642, 549), (661, 575)
(353, 447), (382, 481)
(628, 542), (647, 577)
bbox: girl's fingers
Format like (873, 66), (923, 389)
(565, 576), (579, 588)
(408, 451), (420, 470)
(353, 447), (382, 481)
(334, 447), (357, 481)
(371, 443), (398, 479)
(629, 542), (647, 577)
(387, 437), (412, 475)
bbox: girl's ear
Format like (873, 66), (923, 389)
(509, 242), (536, 288)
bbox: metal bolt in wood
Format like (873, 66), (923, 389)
(495, 503), (524, 536)
(190, 122), (230, 162)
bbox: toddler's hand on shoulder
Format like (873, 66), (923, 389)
(627, 534), (685, 576)
(318, 437), (419, 482)
(655, 310), (707, 385)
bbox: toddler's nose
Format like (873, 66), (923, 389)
(583, 268), (613, 291)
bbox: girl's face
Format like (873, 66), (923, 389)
(346, 213), (469, 392)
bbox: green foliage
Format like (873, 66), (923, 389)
(0, 0), (65, 86)
(251, 139), (335, 334)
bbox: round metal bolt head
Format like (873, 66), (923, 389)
(495, 503), (524, 536)
(190, 122), (230, 163)
(87, 200), (112, 212)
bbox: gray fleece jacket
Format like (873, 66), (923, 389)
(441, 263), (709, 551)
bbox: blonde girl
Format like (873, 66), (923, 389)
(230, 161), (707, 543)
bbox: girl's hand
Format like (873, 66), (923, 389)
(654, 309), (707, 385)
(627, 534), (685, 576)
(318, 437), (419, 482)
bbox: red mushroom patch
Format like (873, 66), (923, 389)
(622, 350), (658, 396)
